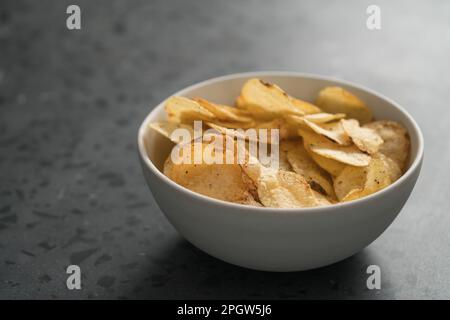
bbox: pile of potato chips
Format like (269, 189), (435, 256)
(150, 78), (410, 208)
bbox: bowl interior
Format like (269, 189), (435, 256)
(140, 73), (422, 179)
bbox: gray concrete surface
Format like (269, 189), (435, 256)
(0, 0), (449, 299)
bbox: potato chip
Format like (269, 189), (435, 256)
(164, 143), (258, 204)
(312, 144), (371, 167)
(237, 79), (320, 116)
(312, 190), (334, 206)
(341, 189), (364, 202)
(208, 119), (257, 129)
(282, 140), (334, 196)
(194, 97), (253, 123)
(382, 153), (402, 181)
(241, 154), (332, 208)
(336, 153), (402, 202)
(149, 122), (195, 144)
(238, 78), (304, 119)
(276, 170), (320, 207)
(277, 141), (294, 172)
(235, 95), (246, 109)
(341, 119), (383, 154)
(241, 169), (260, 202)
(363, 120), (410, 171)
(206, 122), (259, 142)
(299, 128), (371, 166)
(254, 118), (297, 140)
(207, 121), (282, 144)
(301, 119), (352, 145)
(316, 87), (373, 124)
(257, 169), (318, 208)
(235, 196), (263, 207)
(165, 96), (215, 123)
(290, 97), (322, 115)
(333, 165), (367, 201)
(304, 143), (346, 176)
(302, 112), (346, 123)
(286, 113), (346, 127)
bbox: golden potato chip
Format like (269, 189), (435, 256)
(240, 160), (261, 184)
(301, 119), (352, 145)
(302, 112), (346, 123)
(341, 189), (364, 202)
(241, 169), (260, 201)
(194, 97), (253, 123)
(206, 122), (259, 142)
(237, 79), (321, 116)
(290, 97), (322, 115)
(382, 153), (402, 181)
(304, 143), (346, 176)
(149, 122), (195, 144)
(285, 113), (348, 147)
(241, 154), (332, 208)
(316, 87), (373, 124)
(341, 119), (383, 154)
(312, 144), (371, 167)
(286, 113), (345, 127)
(165, 96), (215, 123)
(312, 190), (334, 206)
(207, 121), (282, 144)
(333, 165), (367, 201)
(282, 140), (334, 196)
(299, 128), (371, 166)
(283, 114), (304, 127)
(365, 155), (395, 190)
(277, 141), (294, 172)
(235, 197), (263, 207)
(254, 118), (297, 140)
(238, 78), (304, 119)
(276, 170), (320, 207)
(163, 144), (257, 204)
(208, 119), (256, 129)
(363, 120), (410, 171)
(337, 153), (402, 202)
(257, 169), (318, 208)
(235, 95), (246, 109)
(169, 139), (230, 165)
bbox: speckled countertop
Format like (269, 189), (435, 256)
(0, 0), (449, 299)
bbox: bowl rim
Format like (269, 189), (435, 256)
(138, 71), (424, 214)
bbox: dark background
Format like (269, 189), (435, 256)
(0, 0), (449, 299)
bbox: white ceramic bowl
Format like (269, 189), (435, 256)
(138, 72), (424, 272)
